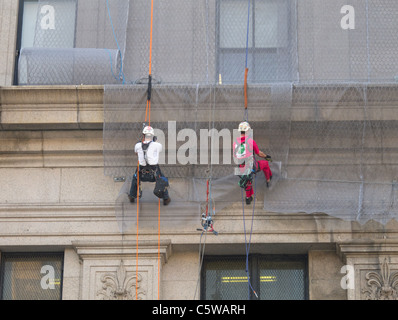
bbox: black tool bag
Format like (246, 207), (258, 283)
(154, 176), (169, 199)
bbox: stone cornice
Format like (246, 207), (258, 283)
(0, 85), (104, 130)
(72, 240), (172, 263)
(337, 239), (398, 260)
(1, 83), (398, 131)
(1, 203), (398, 244)
(337, 240), (398, 277)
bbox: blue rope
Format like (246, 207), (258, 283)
(241, 172), (258, 300)
(106, 0), (126, 84)
(242, 0), (254, 299)
(106, 49), (122, 82)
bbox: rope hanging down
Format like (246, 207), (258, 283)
(194, 88), (218, 300)
(145, 0), (154, 126)
(241, 176), (258, 299)
(244, 0), (251, 122)
(136, 0), (160, 301)
(241, 0), (258, 300)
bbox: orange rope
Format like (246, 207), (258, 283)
(149, 0), (154, 76)
(244, 68), (249, 110)
(135, 162), (140, 300)
(158, 198), (161, 300)
(148, 100), (151, 126)
(138, 0), (156, 300)
(148, 0), (158, 300)
(145, 100), (149, 124)
(144, 0), (154, 125)
(145, 99), (152, 125)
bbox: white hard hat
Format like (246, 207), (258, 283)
(238, 122), (251, 132)
(143, 126), (155, 136)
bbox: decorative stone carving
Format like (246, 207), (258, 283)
(97, 260), (146, 300)
(363, 258), (398, 300)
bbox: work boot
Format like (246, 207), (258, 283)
(163, 198), (171, 206)
(246, 196), (253, 205)
(128, 195), (135, 203)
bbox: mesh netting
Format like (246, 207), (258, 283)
(19, 0), (398, 84)
(19, 47), (122, 85)
(265, 83), (398, 225)
(20, 0), (398, 228)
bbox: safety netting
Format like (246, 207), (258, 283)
(21, 0), (398, 228)
(265, 83), (398, 225)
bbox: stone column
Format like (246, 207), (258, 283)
(72, 240), (171, 300)
(337, 240), (398, 300)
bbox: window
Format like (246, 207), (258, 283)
(201, 255), (308, 300)
(217, 0), (295, 83)
(20, 0), (39, 49)
(15, 0), (77, 84)
(18, 0), (76, 50)
(0, 253), (64, 300)
(16, 0), (125, 85)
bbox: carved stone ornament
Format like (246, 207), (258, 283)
(97, 260), (146, 300)
(362, 258), (398, 300)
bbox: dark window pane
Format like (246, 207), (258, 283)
(204, 258), (248, 300)
(202, 255), (307, 300)
(1, 253), (63, 300)
(258, 259), (306, 300)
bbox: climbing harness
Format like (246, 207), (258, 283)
(239, 167), (256, 189)
(141, 140), (152, 166)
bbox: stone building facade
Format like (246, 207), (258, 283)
(1, 0), (398, 300)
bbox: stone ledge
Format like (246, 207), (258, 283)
(1, 83), (398, 131)
(72, 240), (172, 262)
(337, 239), (398, 260)
(1, 203), (398, 243)
(0, 85), (104, 130)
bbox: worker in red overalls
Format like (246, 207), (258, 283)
(233, 122), (272, 204)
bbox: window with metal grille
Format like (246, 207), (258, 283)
(201, 255), (308, 300)
(15, 0), (77, 84)
(0, 253), (64, 300)
(216, 0), (295, 84)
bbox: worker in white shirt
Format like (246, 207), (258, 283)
(128, 126), (171, 205)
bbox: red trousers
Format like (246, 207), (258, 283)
(244, 160), (272, 198)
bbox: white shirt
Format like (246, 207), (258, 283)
(135, 141), (162, 166)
